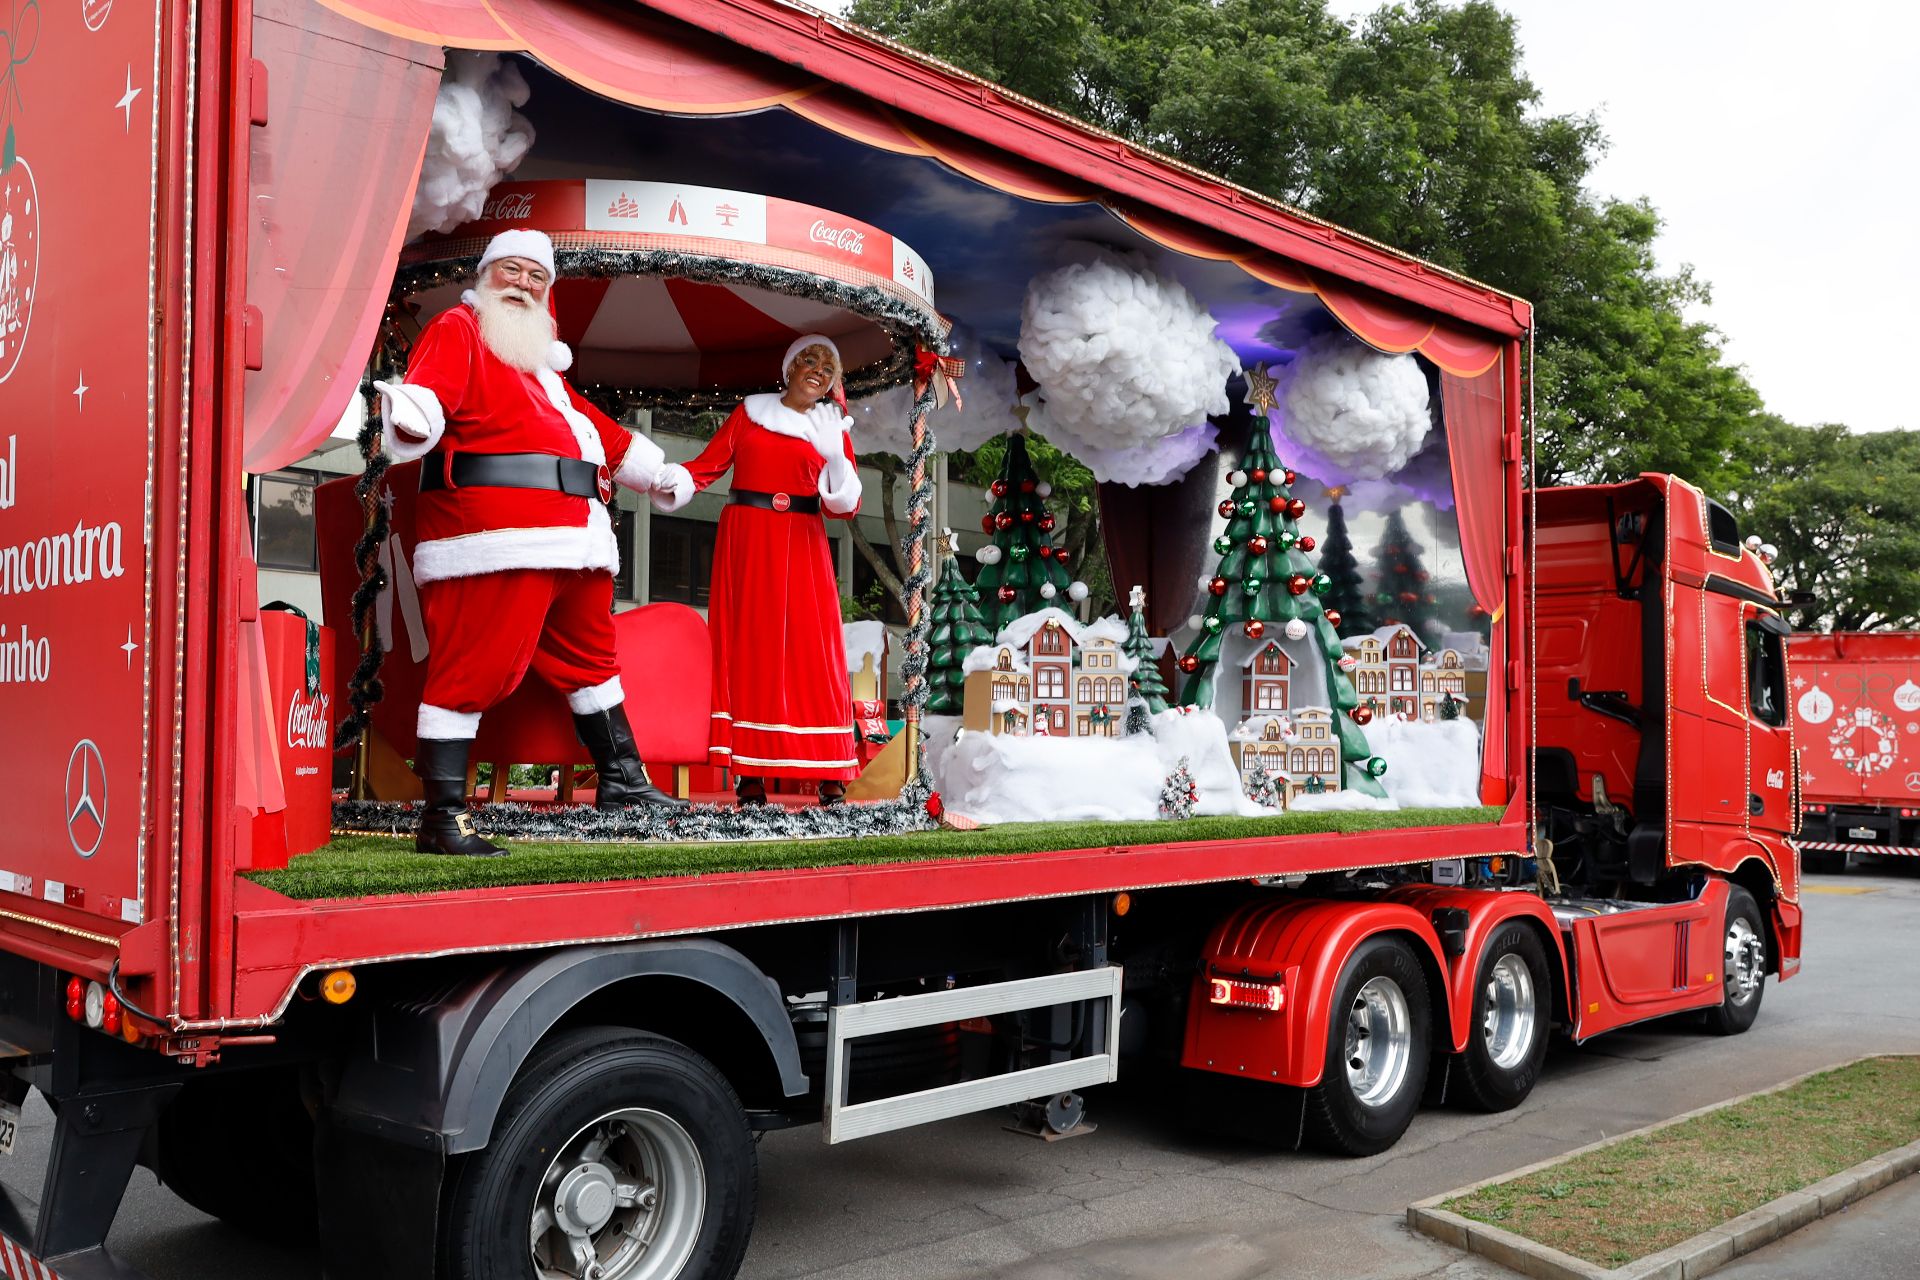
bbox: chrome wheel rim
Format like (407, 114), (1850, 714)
(1725, 918), (1765, 1007)
(1344, 975), (1413, 1107)
(530, 1107), (705, 1280)
(1482, 953), (1537, 1071)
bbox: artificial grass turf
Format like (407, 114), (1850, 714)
(1443, 1056), (1920, 1267)
(247, 805), (1505, 900)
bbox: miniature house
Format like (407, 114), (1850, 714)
(1241, 641), (1292, 714)
(1230, 707), (1342, 805)
(960, 609), (1136, 738)
(1342, 624), (1425, 720)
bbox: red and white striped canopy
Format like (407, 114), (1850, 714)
(397, 179), (946, 401)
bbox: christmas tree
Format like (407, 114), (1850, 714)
(1158, 757), (1199, 820)
(926, 532), (995, 715)
(1316, 498), (1371, 634)
(1243, 765), (1282, 809)
(1372, 510), (1441, 645)
(1175, 363), (1387, 798)
(972, 434), (1083, 631)
(1122, 585), (1171, 717)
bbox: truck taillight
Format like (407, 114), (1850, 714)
(64, 976), (83, 1022)
(1808, 804), (1826, 814)
(101, 991), (121, 1037)
(1209, 977), (1284, 1012)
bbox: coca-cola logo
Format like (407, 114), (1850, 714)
(808, 219), (865, 256)
(481, 192), (536, 222)
(286, 692), (331, 751)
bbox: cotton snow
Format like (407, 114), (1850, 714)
(1362, 716), (1484, 808)
(848, 325), (1020, 458)
(1030, 408), (1219, 487)
(407, 52), (536, 241)
(1276, 332), (1431, 484)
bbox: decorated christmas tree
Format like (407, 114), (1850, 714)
(927, 532), (994, 715)
(1372, 510), (1441, 645)
(1316, 498), (1372, 634)
(972, 433), (1084, 631)
(1158, 757), (1199, 820)
(1175, 363), (1388, 797)
(1243, 765), (1282, 809)
(1121, 585), (1171, 717)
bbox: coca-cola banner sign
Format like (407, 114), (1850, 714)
(587, 179), (767, 244)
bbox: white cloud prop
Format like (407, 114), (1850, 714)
(407, 52), (537, 241)
(1275, 331), (1431, 484)
(1018, 250), (1236, 481)
(848, 325), (1022, 458)
(1030, 405), (1219, 487)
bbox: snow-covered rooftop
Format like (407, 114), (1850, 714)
(843, 621), (889, 672)
(963, 644), (1030, 675)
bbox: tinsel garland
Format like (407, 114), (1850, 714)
(333, 791), (940, 844)
(334, 381), (393, 750)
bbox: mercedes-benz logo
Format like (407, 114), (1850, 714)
(64, 740), (107, 859)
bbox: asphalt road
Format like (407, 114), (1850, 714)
(5, 864), (1917, 1280)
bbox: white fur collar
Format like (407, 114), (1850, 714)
(743, 392), (838, 440)
(462, 290), (571, 372)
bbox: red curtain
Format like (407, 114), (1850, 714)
(1441, 364), (1510, 801)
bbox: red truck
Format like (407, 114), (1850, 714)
(1788, 630), (1920, 871)
(0, 2), (1800, 1278)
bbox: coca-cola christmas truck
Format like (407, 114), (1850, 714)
(0, 1), (1800, 1278)
(1788, 630), (1920, 870)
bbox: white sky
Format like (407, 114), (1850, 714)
(1320, 0), (1918, 432)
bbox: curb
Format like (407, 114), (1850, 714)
(1407, 1055), (1920, 1280)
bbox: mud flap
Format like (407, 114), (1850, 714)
(316, 1116), (445, 1280)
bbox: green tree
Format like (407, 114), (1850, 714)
(1730, 421), (1920, 633)
(1316, 500), (1370, 632)
(926, 550), (996, 713)
(972, 434), (1076, 630)
(960, 433), (1113, 617)
(1121, 585), (1171, 717)
(846, 0), (1766, 488)
(1371, 510), (1440, 645)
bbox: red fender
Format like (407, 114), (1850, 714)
(1382, 886), (1571, 1053)
(1182, 897), (1448, 1088)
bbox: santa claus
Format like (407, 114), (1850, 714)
(375, 228), (687, 857)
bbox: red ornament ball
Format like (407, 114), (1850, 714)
(1038, 514), (1056, 532)
(1268, 496), (1287, 513)
(1248, 535), (1270, 555)
(1038, 545), (1055, 559)
(991, 479), (1009, 497)
(926, 792), (945, 820)
(1020, 512), (1035, 524)
(1208, 576), (1229, 596)
(1351, 705), (1374, 726)
(1399, 590), (1418, 604)
(1218, 499), (1237, 519)
(997, 586), (1017, 603)
(1250, 468), (1267, 483)
(1416, 571), (1429, 584)
(1283, 469), (1297, 485)
(1324, 609), (1343, 628)
(1288, 575), (1311, 596)
(1244, 619), (1266, 639)
(1020, 479), (1037, 494)
(1177, 655), (1201, 674)
(1286, 497), (1306, 519)
(995, 513), (1014, 531)
(1055, 552), (1071, 567)
(1297, 535), (1316, 552)
(981, 515), (996, 534)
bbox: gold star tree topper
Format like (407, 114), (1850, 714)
(1243, 362), (1280, 413)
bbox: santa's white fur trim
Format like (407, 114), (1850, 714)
(819, 454), (862, 515)
(650, 462), (695, 514)
(477, 228), (556, 279)
(613, 431), (666, 493)
(374, 380), (446, 462)
(534, 367), (606, 466)
(418, 704), (481, 739)
(411, 503), (621, 584)
(741, 392), (815, 440)
(566, 676), (625, 714)
(548, 340), (573, 373)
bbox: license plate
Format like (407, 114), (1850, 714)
(0, 1098), (18, 1156)
(1848, 827), (1878, 841)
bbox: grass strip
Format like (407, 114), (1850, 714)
(248, 806), (1504, 900)
(1444, 1055), (1920, 1267)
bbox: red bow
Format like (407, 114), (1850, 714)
(914, 347), (967, 411)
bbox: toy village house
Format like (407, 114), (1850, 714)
(960, 610), (1136, 738)
(1228, 639), (1343, 802)
(1341, 624), (1486, 722)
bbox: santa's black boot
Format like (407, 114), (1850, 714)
(413, 738), (509, 857)
(574, 705), (690, 810)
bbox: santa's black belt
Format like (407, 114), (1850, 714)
(419, 451), (605, 500)
(729, 488), (821, 515)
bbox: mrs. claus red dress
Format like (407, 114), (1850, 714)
(678, 394), (861, 780)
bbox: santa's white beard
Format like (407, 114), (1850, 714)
(473, 286), (555, 373)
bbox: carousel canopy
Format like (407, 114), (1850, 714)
(396, 178), (946, 403)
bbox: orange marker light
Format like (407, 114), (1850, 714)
(1112, 892), (1132, 917)
(320, 970), (357, 1005)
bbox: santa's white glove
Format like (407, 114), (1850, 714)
(804, 402), (855, 462)
(650, 462), (695, 514)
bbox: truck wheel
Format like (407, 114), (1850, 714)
(1702, 887), (1767, 1036)
(442, 1027), (756, 1280)
(1455, 923), (1550, 1112)
(1302, 935), (1431, 1157)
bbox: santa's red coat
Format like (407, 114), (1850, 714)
(379, 300), (664, 584)
(682, 399), (861, 780)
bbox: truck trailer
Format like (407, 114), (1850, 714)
(1788, 629), (1920, 871)
(0, 2), (1801, 1278)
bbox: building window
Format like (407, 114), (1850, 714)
(1038, 666), (1064, 698)
(649, 515), (717, 606)
(1255, 681), (1287, 711)
(1077, 677), (1091, 702)
(613, 504), (639, 602)
(255, 470), (321, 571)
(1391, 667), (1414, 692)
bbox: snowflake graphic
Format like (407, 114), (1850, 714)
(1793, 676), (1807, 690)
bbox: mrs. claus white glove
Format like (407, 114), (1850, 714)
(805, 402), (855, 462)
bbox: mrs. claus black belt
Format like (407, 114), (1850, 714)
(729, 488), (822, 515)
(420, 451), (612, 502)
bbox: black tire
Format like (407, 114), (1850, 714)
(1701, 886), (1767, 1036)
(156, 1067), (318, 1240)
(1455, 923), (1551, 1112)
(1303, 935), (1431, 1157)
(442, 1027), (756, 1280)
